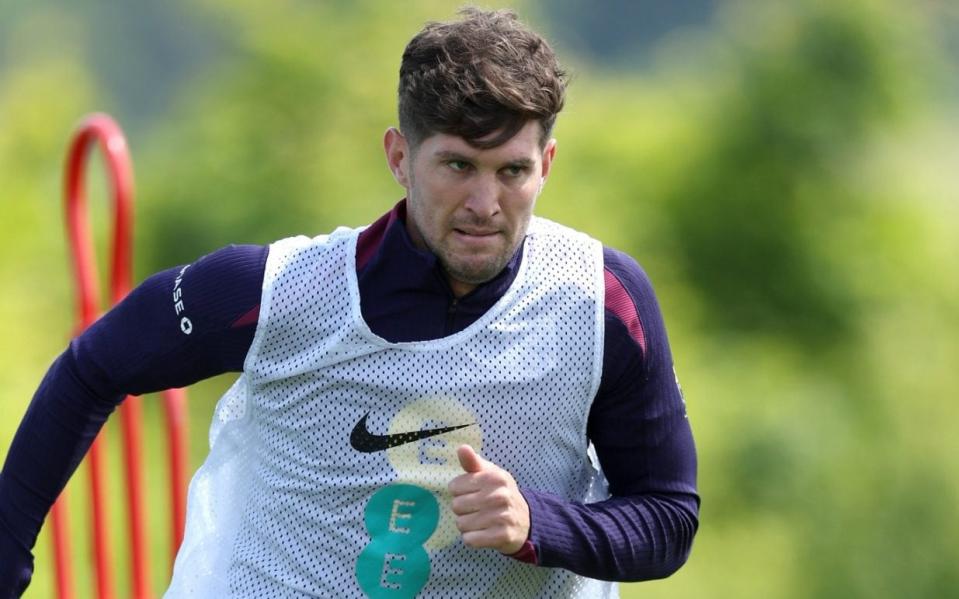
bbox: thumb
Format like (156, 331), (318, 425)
(456, 444), (484, 473)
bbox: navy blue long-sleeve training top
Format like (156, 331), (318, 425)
(0, 201), (698, 595)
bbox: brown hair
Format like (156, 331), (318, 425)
(398, 7), (568, 150)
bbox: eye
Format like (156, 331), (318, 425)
(502, 164), (530, 178)
(447, 160), (470, 172)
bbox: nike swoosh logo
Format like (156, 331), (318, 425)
(350, 412), (474, 453)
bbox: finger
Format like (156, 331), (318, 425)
(456, 444), (484, 474)
(450, 483), (510, 513)
(455, 499), (521, 529)
(448, 472), (481, 497)
(450, 490), (488, 515)
(453, 510), (491, 533)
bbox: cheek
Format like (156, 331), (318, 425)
(421, 181), (463, 218)
(410, 189), (447, 240)
(508, 185), (539, 215)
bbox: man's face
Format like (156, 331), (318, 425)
(384, 121), (556, 297)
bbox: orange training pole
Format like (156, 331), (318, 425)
(161, 386), (188, 561)
(60, 113), (144, 599)
(52, 111), (189, 599)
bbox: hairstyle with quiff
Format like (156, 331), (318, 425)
(398, 7), (568, 150)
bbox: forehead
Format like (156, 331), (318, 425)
(419, 121), (545, 162)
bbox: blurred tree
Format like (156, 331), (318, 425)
(2, 1), (958, 598)
(658, 0), (916, 346)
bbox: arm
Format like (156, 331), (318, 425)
(518, 247), (699, 581)
(0, 244), (267, 597)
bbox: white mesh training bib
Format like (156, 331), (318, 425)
(165, 218), (616, 598)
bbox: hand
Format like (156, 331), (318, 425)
(448, 444), (530, 555)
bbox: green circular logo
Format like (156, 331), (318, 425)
(356, 484), (439, 598)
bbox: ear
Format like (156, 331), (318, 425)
(384, 127), (411, 188)
(540, 138), (557, 183)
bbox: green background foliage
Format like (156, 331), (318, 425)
(1, 1), (957, 597)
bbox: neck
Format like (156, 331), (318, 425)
(447, 276), (476, 299)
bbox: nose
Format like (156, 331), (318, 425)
(463, 174), (500, 220)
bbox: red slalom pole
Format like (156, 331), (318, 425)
(162, 386), (188, 559)
(52, 112), (190, 598)
(59, 113), (144, 599)
(48, 499), (75, 599)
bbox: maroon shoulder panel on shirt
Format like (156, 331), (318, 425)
(603, 269), (647, 357)
(232, 305), (260, 329)
(356, 206), (401, 271)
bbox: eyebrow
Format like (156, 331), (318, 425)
(433, 150), (473, 162)
(433, 150), (534, 168)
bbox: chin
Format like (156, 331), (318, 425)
(453, 261), (507, 285)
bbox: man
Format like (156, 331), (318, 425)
(0, 8), (698, 598)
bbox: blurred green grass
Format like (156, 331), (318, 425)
(2, 0), (958, 597)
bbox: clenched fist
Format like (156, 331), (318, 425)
(448, 444), (530, 555)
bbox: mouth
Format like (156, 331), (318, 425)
(454, 228), (499, 237)
(452, 228), (501, 248)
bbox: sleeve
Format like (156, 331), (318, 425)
(0, 244), (268, 598)
(514, 246), (699, 582)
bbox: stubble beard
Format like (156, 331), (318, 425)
(408, 191), (528, 288)
(437, 239), (509, 286)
